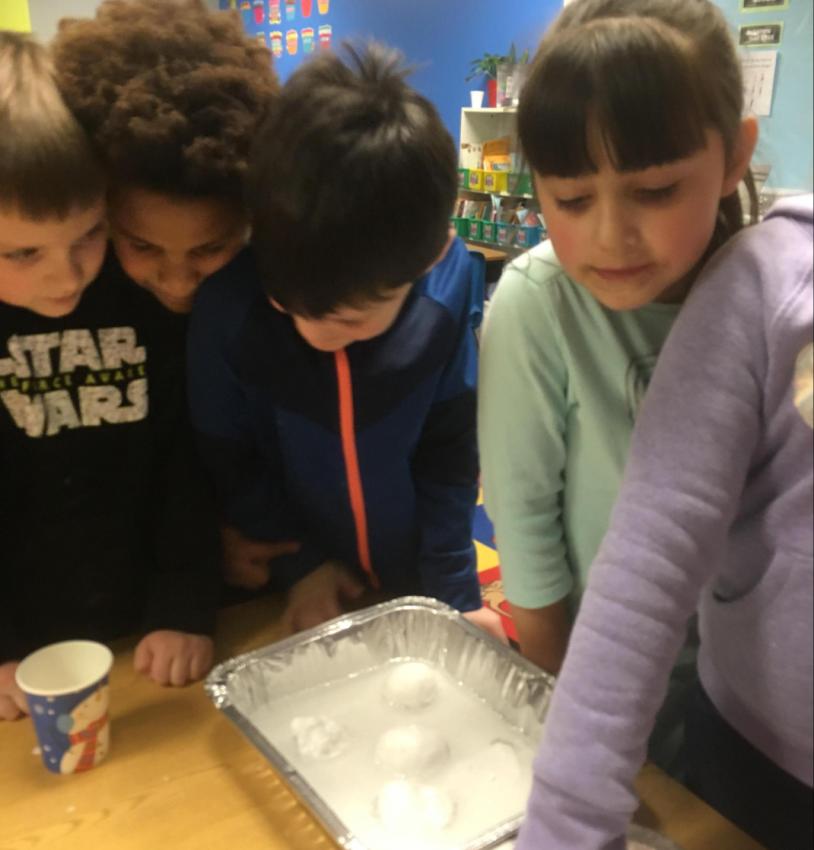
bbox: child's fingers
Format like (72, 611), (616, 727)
(169, 652), (192, 688)
(0, 694), (24, 721)
(133, 639), (153, 675)
(12, 687), (28, 715)
(188, 641), (214, 683)
(148, 648), (175, 687)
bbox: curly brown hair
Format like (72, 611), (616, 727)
(51, 0), (278, 201)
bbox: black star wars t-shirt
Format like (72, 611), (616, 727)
(0, 253), (218, 662)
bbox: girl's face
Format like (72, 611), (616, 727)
(535, 129), (745, 311)
(110, 187), (248, 313)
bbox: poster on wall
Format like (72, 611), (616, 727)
(221, 0), (334, 73)
(0, 0), (31, 32)
(742, 49), (778, 116)
(740, 0), (789, 11)
(739, 22), (783, 46)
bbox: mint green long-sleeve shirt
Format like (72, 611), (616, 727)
(478, 241), (678, 610)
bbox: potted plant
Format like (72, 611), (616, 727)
(466, 52), (504, 108)
(467, 45), (531, 108)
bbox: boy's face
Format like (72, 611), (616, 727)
(110, 187), (248, 314)
(0, 200), (107, 318)
(271, 283), (414, 353)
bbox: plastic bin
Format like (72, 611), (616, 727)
(483, 171), (509, 194)
(515, 224), (544, 248)
(467, 218), (484, 241)
(457, 168), (469, 189)
(509, 172), (534, 196)
(450, 217), (469, 238)
(481, 221), (498, 243)
(467, 169), (485, 192)
(496, 222), (516, 246)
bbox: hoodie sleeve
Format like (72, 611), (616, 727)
(187, 258), (325, 580)
(515, 226), (774, 850)
(412, 241), (482, 612)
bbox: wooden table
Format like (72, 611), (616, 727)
(0, 596), (765, 850)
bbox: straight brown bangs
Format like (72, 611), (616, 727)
(0, 120), (105, 220)
(519, 18), (711, 178)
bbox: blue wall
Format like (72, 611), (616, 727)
(716, 0), (812, 190)
(223, 0), (559, 147)
(225, 0), (812, 191)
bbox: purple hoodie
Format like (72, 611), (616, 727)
(516, 196), (814, 850)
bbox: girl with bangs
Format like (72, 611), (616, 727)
(479, 0), (756, 771)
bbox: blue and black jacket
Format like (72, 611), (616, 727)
(188, 238), (481, 611)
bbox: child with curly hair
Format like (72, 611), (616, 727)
(51, 1), (292, 592)
(52, 0), (278, 315)
(0, 30), (219, 721)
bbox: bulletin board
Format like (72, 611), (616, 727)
(0, 0), (32, 32)
(220, 0), (335, 77)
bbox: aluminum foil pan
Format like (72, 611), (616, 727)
(492, 824), (683, 850)
(206, 596), (555, 850)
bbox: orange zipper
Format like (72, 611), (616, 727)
(334, 349), (379, 589)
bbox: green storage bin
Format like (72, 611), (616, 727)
(509, 172), (534, 196)
(481, 221), (498, 243)
(467, 218), (484, 241)
(457, 168), (469, 189)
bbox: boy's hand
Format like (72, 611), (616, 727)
(134, 631), (214, 687)
(283, 561), (366, 633)
(463, 606), (509, 645)
(221, 525), (301, 590)
(0, 661), (28, 721)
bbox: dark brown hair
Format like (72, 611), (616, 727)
(519, 0), (757, 251)
(0, 31), (104, 219)
(247, 43), (458, 317)
(52, 0), (278, 201)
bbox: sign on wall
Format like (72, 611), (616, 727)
(0, 0), (31, 32)
(221, 0), (334, 73)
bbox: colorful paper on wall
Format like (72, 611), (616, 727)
(286, 28), (299, 55)
(301, 27), (315, 53)
(270, 30), (283, 57)
(0, 0), (32, 32)
(269, 1), (281, 23)
(318, 24), (332, 50)
(300, 0), (313, 17)
(285, 0), (296, 20)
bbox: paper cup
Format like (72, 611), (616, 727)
(16, 641), (113, 775)
(470, 90), (485, 109)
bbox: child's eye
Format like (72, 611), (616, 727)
(2, 247), (40, 264)
(636, 183), (678, 203)
(76, 224), (107, 246)
(555, 195), (590, 212)
(191, 243), (226, 259)
(130, 240), (158, 254)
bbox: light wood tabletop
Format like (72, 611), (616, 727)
(0, 595), (765, 850)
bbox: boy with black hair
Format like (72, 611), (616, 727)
(189, 44), (502, 639)
(0, 32), (219, 721)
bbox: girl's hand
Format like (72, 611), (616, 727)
(463, 606), (509, 645)
(134, 631), (214, 687)
(0, 661), (28, 721)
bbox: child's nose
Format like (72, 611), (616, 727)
(595, 199), (639, 254)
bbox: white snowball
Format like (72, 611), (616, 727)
(374, 779), (455, 834)
(383, 661), (440, 711)
(375, 724), (450, 778)
(291, 716), (349, 760)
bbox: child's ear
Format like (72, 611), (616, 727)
(722, 116), (759, 197)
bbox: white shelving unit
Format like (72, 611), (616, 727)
(457, 106), (539, 260)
